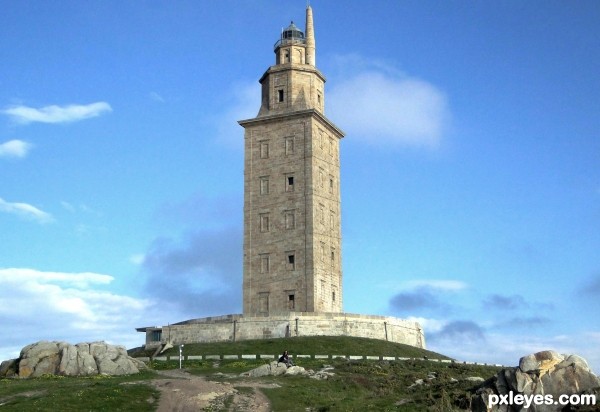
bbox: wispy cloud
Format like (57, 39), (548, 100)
(327, 54), (450, 149)
(149, 92), (165, 103)
(140, 193), (242, 317)
(483, 293), (528, 310)
(129, 254), (145, 265)
(429, 320), (486, 342)
(581, 273), (600, 298)
(141, 227), (242, 316)
(388, 279), (467, 315)
(0, 197), (53, 223)
(404, 279), (468, 291)
(0, 268), (153, 361)
(0, 139), (33, 158)
(213, 81), (260, 149)
(390, 287), (446, 313)
(3, 102), (112, 124)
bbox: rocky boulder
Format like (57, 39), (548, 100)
(240, 361), (302, 378)
(240, 361), (335, 380)
(471, 350), (600, 411)
(0, 341), (147, 378)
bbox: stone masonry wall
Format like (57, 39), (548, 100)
(155, 312), (425, 349)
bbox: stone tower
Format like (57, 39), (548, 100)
(239, 6), (344, 315)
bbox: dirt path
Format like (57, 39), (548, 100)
(151, 369), (274, 411)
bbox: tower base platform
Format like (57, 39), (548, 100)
(137, 312), (425, 350)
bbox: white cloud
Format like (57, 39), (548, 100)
(404, 279), (468, 291)
(0, 139), (33, 158)
(0, 268), (112, 288)
(0, 197), (53, 223)
(327, 55), (450, 148)
(3, 102), (112, 124)
(385, 279), (468, 293)
(407, 316), (446, 333)
(428, 330), (600, 372)
(130, 253), (146, 265)
(149, 92), (165, 103)
(0, 268), (154, 362)
(214, 81), (260, 149)
(60, 201), (76, 212)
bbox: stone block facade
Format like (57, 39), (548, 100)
(240, 110), (343, 315)
(140, 313), (425, 350)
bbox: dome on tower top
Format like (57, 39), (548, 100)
(274, 21), (306, 50)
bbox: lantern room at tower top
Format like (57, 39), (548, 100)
(274, 21), (305, 50)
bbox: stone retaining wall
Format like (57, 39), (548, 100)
(141, 312), (425, 349)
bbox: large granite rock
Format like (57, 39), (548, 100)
(240, 361), (334, 380)
(471, 351), (600, 411)
(240, 361), (296, 378)
(0, 341), (147, 378)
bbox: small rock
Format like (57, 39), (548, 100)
(465, 376), (484, 383)
(408, 378), (424, 389)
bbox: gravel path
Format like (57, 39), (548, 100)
(151, 369), (273, 411)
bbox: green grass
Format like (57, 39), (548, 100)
(0, 371), (159, 411)
(3, 337), (503, 411)
(259, 359), (500, 411)
(133, 336), (451, 360)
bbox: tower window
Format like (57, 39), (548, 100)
(288, 294), (295, 310)
(260, 213), (270, 232)
(284, 210), (296, 230)
(278, 89), (284, 102)
(260, 254), (270, 274)
(260, 141), (269, 159)
(286, 175), (295, 192)
(285, 137), (294, 155)
(260, 176), (269, 195)
(287, 253), (296, 270)
(151, 330), (162, 342)
(332, 291), (336, 302)
(259, 292), (269, 314)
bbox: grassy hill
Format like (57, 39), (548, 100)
(3, 336), (502, 411)
(130, 335), (452, 360)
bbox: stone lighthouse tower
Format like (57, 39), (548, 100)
(239, 6), (345, 315)
(138, 6), (425, 349)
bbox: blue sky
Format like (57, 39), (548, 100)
(1, 1), (599, 371)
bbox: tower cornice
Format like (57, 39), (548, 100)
(239, 108), (345, 139)
(258, 64), (327, 85)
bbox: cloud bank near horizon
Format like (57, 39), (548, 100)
(0, 268), (153, 361)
